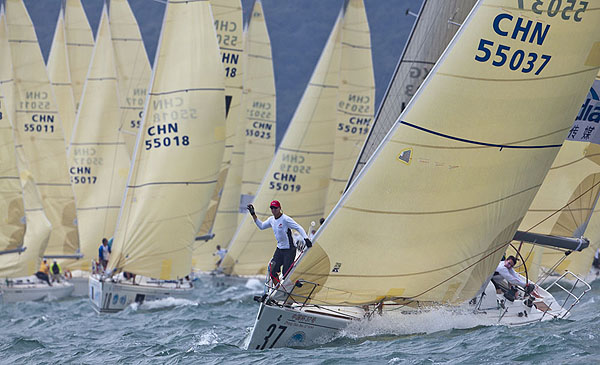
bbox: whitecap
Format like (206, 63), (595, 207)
(137, 297), (198, 310)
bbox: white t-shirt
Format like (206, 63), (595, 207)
(214, 248), (227, 260)
(254, 213), (308, 249)
(496, 261), (526, 287)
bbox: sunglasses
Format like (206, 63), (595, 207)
(270, 206), (279, 209)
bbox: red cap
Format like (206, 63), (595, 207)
(270, 200), (281, 208)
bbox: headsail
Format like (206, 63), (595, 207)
(110, 0), (152, 156)
(239, 0), (276, 211)
(346, 0), (477, 189)
(323, 0), (375, 215)
(107, 0), (225, 279)
(288, 0), (600, 306)
(64, 6), (130, 272)
(5, 0), (80, 258)
(64, 0), (94, 110)
(47, 8), (77, 148)
(197, 0), (244, 239)
(220, 10), (343, 276)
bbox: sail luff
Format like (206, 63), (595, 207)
(109, 0), (152, 157)
(289, 0), (600, 306)
(47, 8), (77, 148)
(345, 0), (478, 190)
(64, 0), (94, 110)
(220, 10), (344, 277)
(107, 0), (226, 280)
(5, 0), (80, 257)
(63, 5), (130, 272)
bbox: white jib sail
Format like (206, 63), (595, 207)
(288, 0), (600, 306)
(107, 0), (226, 280)
(324, 0), (375, 216)
(64, 6), (130, 272)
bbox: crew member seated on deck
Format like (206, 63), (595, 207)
(491, 255), (536, 301)
(246, 200), (311, 284)
(35, 259), (52, 286)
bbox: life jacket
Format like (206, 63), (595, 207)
(52, 262), (61, 275)
(39, 262), (49, 274)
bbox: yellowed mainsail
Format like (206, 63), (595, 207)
(347, 0), (477, 187)
(110, 0), (151, 156)
(198, 0), (244, 238)
(6, 0), (80, 258)
(0, 7), (24, 254)
(220, 11), (343, 276)
(64, 0), (94, 110)
(47, 8), (77, 147)
(324, 0), (375, 215)
(0, 9), (51, 276)
(107, 0), (225, 279)
(63, 6), (130, 272)
(239, 0), (276, 210)
(287, 0), (600, 306)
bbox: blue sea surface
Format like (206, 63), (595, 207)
(1, 278), (598, 364)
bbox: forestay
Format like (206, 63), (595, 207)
(108, 0), (225, 280)
(64, 6), (130, 272)
(110, 0), (152, 156)
(288, 0), (600, 306)
(220, 10), (343, 276)
(324, 0), (375, 215)
(5, 0), (80, 258)
(346, 0), (477, 189)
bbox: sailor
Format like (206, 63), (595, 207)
(98, 238), (111, 270)
(212, 245), (228, 268)
(593, 248), (600, 269)
(247, 200), (311, 283)
(492, 256), (536, 299)
(51, 260), (62, 283)
(35, 259), (52, 286)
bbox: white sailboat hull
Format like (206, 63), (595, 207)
(247, 282), (570, 349)
(89, 274), (194, 313)
(0, 279), (74, 303)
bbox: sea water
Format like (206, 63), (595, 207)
(1, 278), (598, 364)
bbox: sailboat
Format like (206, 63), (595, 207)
(246, 0), (600, 349)
(89, 0), (226, 313)
(110, 0), (152, 156)
(221, 0), (373, 278)
(5, 0), (81, 261)
(346, 0), (477, 188)
(0, 7), (73, 301)
(61, 4), (131, 297)
(195, 0), (244, 243)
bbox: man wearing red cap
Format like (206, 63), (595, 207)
(247, 200), (311, 282)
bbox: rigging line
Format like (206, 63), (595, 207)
(525, 178), (600, 233)
(406, 241), (508, 301)
(400, 121), (562, 149)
